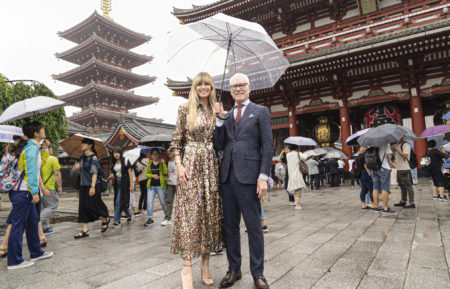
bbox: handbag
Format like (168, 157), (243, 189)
(298, 152), (308, 174)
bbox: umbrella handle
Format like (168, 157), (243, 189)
(216, 34), (233, 121)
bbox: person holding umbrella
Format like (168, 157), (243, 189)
(425, 140), (448, 201)
(74, 138), (110, 238)
(170, 72), (224, 289)
(214, 73), (273, 289)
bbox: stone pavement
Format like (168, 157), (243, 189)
(1, 180), (450, 289)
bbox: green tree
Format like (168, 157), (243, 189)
(0, 73), (67, 149)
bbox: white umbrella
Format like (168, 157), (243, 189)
(303, 150), (317, 158)
(0, 125), (23, 143)
(123, 147), (141, 166)
(284, 136), (317, 147)
(444, 143), (450, 152)
(59, 134), (108, 160)
(0, 96), (65, 123)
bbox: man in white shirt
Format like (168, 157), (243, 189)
(371, 143), (394, 214)
(337, 158), (346, 185)
(391, 138), (415, 208)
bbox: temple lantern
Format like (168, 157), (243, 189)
(363, 104), (402, 128)
(313, 117), (340, 147)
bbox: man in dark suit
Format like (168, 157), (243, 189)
(214, 73), (273, 289)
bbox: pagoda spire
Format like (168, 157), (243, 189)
(101, 0), (113, 20)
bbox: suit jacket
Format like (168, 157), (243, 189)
(215, 101), (273, 185)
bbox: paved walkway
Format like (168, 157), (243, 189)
(1, 180), (450, 289)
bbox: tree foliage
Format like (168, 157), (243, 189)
(0, 73), (67, 149)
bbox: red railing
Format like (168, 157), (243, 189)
(278, 0), (448, 58)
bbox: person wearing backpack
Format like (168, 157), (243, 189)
(134, 153), (149, 215)
(367, 144), (395, 214)
(73, 138), (110, 239)
(7, 122), (53, 270)
(391, 138), (415, 208)
(40, 144), (63, 234)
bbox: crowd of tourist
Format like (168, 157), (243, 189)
(0, 72), (449, 289)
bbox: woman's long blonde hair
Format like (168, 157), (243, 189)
(186, 72), (217, 131)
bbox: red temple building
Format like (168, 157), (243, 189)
(168, 0), (450, 162)
(54, 10), (173, 138)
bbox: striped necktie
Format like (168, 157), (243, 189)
(235, 103), (243, 123)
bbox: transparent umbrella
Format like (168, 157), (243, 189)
(0, 125), (23, 143)
(168, 13), (290, 102)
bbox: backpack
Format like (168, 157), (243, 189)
(401, 143), (418, 169)
(365, 147), (383, 171)
(0, 152), (25, 193)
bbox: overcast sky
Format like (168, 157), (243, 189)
(0, 0), (214, 124)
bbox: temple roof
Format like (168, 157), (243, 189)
(53, 58), (156, 89)
(56, 33), (153, 69)
(59, 82), (158, 109)
(172, 0), (231, 16)
(106, 115), (175, 144)
(67, 120), (89, 134)
(166, 77), (193, 89)
(69, 107), (163, 123)
(58, 11), (151, 49)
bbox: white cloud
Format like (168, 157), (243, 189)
(0, 0), (214, 124)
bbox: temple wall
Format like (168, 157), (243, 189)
(380, 0), (403, 9)
(342, 8), (359, 20)
(270, 104), (287, 113)
(314, 17), (334, 27)
(421, 77), (444, 89)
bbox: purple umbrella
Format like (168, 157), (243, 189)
(419, 125), (450, 138)
(443, 112), (450, 121)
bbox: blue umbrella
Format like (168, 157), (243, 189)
(443, 112), (450, 121)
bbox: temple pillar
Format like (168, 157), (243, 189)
(288, 105), (298, 136)
(339, 100), (352, 170)
(351, 122), (361, 154)
(409, 86), (427, 161)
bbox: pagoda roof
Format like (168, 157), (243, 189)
(67, 120), (89, 134)
(69, 107), (163, 123)
(56, 33), (153, 69)
(59, 82), (158, 109)
(107, 115), (175, 145)
(58, 11), (151, 49)
(53, 58), (156, 89)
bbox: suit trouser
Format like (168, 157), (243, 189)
(222, 169), (264, 277)
(8, 190), (44, 266)
(41, 189), (59, 230)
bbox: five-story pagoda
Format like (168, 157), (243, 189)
(54, 4), (157, 135)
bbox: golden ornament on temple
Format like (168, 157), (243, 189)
(101, 0), (113, 20)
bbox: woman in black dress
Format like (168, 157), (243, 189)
(74, 138), (110, 239)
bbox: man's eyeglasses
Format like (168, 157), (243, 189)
(230, 83), (248, 90)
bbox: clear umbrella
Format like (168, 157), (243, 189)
(0, 96), (65, 123)
(346, 129), (370, 146)
(443, 112), (450, 121)
(168, 13), (289, 101)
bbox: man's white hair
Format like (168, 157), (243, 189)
(230, 73), (250, 85)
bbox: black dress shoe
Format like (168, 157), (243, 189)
(253, 276), (269, 289)
(394, 201), (406, 207)
(220, 270), (242, 288)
